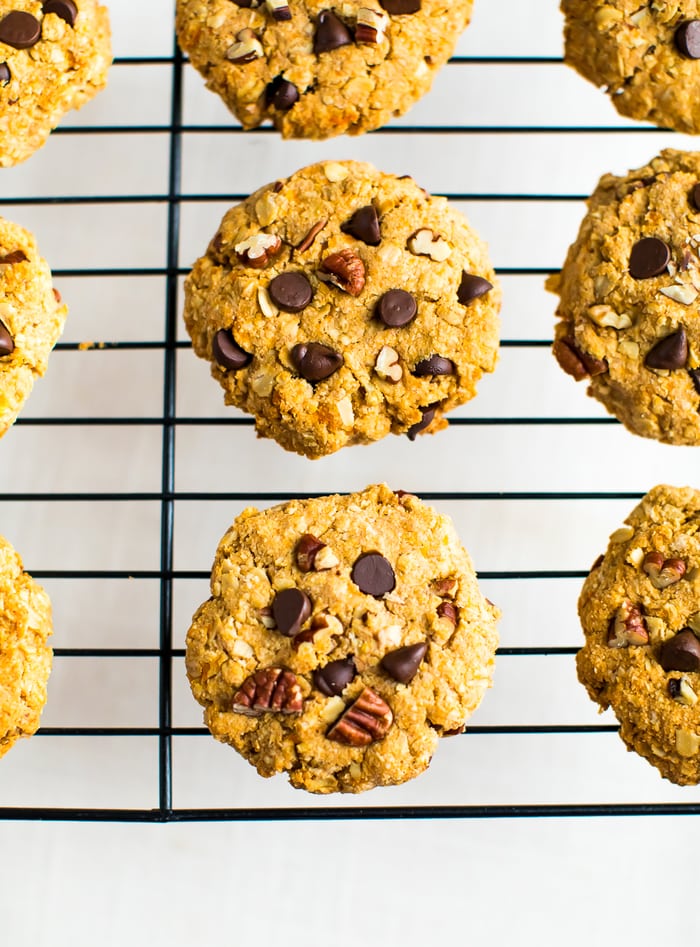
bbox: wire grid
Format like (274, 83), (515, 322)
(1, 2), (700, 821)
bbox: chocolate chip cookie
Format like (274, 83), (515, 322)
(0, 1), (111, 167)
(577, 485), (700, 786)
(562, 1), (700, 133)
(0, 533), (53, 759)
(185, 484), (500, 794)
(0, 216), (68, 439)
(550, 149), (700, 445)
(184, 160), (501, 458)
(175, 1), (472, 138)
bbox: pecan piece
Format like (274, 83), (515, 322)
(374, 345), (402, 382)
(232, 668), (303, 716)
(437, 602), (458, 626)
(407, 228), (452, 262)
(642, 551), (687, 589)
(295, 533), (339, 572)
(607, 601), (649, 648)
(227, 29), (264, 63)
(356, 7), (388, 43)
(327, 687), (393, 746)
(553, 335), (607, 380)
(320, 249), (366, 296)
(234, 232), (282, 268)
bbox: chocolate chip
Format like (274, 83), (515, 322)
(690, 368), (700, 395)
(340, 205), (381, 246)
(380, 0), (421, 12)
(266, 77), (299, 111)
(268, 272), (313, 312)
(668, 678), (683, 699)
(313, 657), (356, 697)
(351, 552), (395, 597)
(457, 272), (493, 305)
(659, 629), (700, 672)
(0, 320), (14, 357)
(407, 404), (437, 440)
(212, 329), (251, 371)
(295, 533), (325, 572)
(376, 289), (417, 327)
(381, 642), (427, 684)
(290, 342), (343, 381)
(629, 237), (670, 279)
(691, 184), (700, 212)
(42, 0), (78, 26)
(0, 11), (41, 49)
(313, 10), (352, 54)
(0, 63), (10, 86)
(414, 355), (455, 377)
(645, 327), (688, 370)
(675, 20), (700, 57)
(271, 588), (312, 637)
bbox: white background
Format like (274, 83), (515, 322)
(1, 0), (699, 942)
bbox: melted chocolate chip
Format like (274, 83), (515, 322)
(290, 342), (343, 381)
(271, 588), (312, 637)
(376, 289), (417, 327)
(407, 404), (438, 440)
(313, 10), (352, 54)
(645, 327), (688, 370)
(691, 183), (700, 212)
(659, 629), (700, 672)
(0, 320), (14, 357)
(380, 0), (421, 12)
(340, 205), (381, 246)
(675, 20), (700, 58)
(268, 272), (313, 312)
(313, 657), (356, 697)
(0, 63), (10, 86)
(0, 11), (41, 49)
(42, 0), (78, 26)
(690, 368), (700, 395)
(457, 272), (493, 305)
(381, 642), (427, 684)
(351, 552), (396, 597)
(266, 77), (299, 111)
(629, 237), (670, 279)
(212, 329), (251, 371)
(414, 355), (455, 377)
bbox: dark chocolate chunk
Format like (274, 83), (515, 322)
(689, 368), (700, 395)
(0, 320), (14, 357)
(271, 588), (312, 637)
(290, 342), (343, 381)
(691, 183), (700, 212)
(340, 205), (381, 246)
(414, 355), (455, 377)
(0, 11), (41, 49)
(376, 289), (417, 327)
(407, 404), (437, 440)
(313, 657), (356, 697)
(645, 327), (688, 370)
(675, 20), (700, 58)
(212, 329), (251, 371)
(629, 237), (670, 279)
(659, 628), (700, 672)
(380, 0), (421, 12)
(668, 678), (683, 700)
(313, 10), (352, 54)
(457, 272), (493, 305)
(0, 63), (10, 86)
(381, 642), (427, 684)
(266, 77), (299, 111)
(268, 272), (313, 312)
(351, 552), (395, 597)
(42, 0), (78, 26)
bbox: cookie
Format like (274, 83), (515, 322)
(0, 216), (68, 439)
(549, 149), (700, 446)
(175, 0), (472, 139)
(0, 533), (53, 759)
(185, 484), (499, 794)
(0, 1), (112, 167)
(184, 160), (501, 458)
(562, 1), (700, 134)
(577, 485), (700, 786)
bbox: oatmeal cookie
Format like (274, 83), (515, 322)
(185, 484), (499, 794)
(184, 160), (500, 458)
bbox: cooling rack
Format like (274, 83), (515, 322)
(1, 0), (699, 822)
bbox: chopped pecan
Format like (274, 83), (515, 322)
(607, 601), (649, 648)
(320, 249), (366, 296)
(295, 533), (338, 572)
(437, 602), (458, 625)
(0, 250), (28, 265)
(374, 346), (402, 382)
(232, 668), (303, 716)
(227, 29), (264, 64)
(295, 218), (328, 254)
(327, 687), (393, 746)
(407, 228), (452, 263)
(234, 232), (282, 268)
(432, 577), (457, 598)
(356, 7), (388, 43)
(642, 552), (687, 589)
(553, 335), (608, 380)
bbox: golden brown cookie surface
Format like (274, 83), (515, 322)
(184, 160), (501, 458)
(176, 0), (472, 138)
(186, 484), (499, 794)
(577, 485), (700, 785)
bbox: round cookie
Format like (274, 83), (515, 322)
(0, 215), (68, 439)
(0, 1), (112, 167)
(550, 149), (700, 445)
(175, 0), (472, 139)
(184, 160), (501, 458)
(185, 484), (499, 794)
(577, 485), (700, 785)
(562, 1), (700, 134)
(0, 533), (53, 759)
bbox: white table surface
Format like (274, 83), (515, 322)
(1, 1), (699, 943)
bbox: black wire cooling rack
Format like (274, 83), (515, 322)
(2, 13), (700, 821)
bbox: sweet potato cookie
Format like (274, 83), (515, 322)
(176, 0), (472, 139)
(577, 485), (700, 785)
(0, 215), (68, 439)
(550, 149), (700, 445)
(184, 160), (501, 458)
(0, 1), (112, 167)
(0, 533), (53, 759)
(186, 484), (499, 794)
(562, 0), (700, 134)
